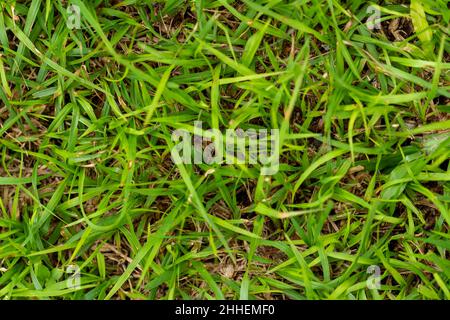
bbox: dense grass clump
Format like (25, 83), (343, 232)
(0, 0), (449, 300)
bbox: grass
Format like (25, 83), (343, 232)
(0, 0), (449, 300)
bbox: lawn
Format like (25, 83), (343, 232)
(0, 0), (449, 300)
